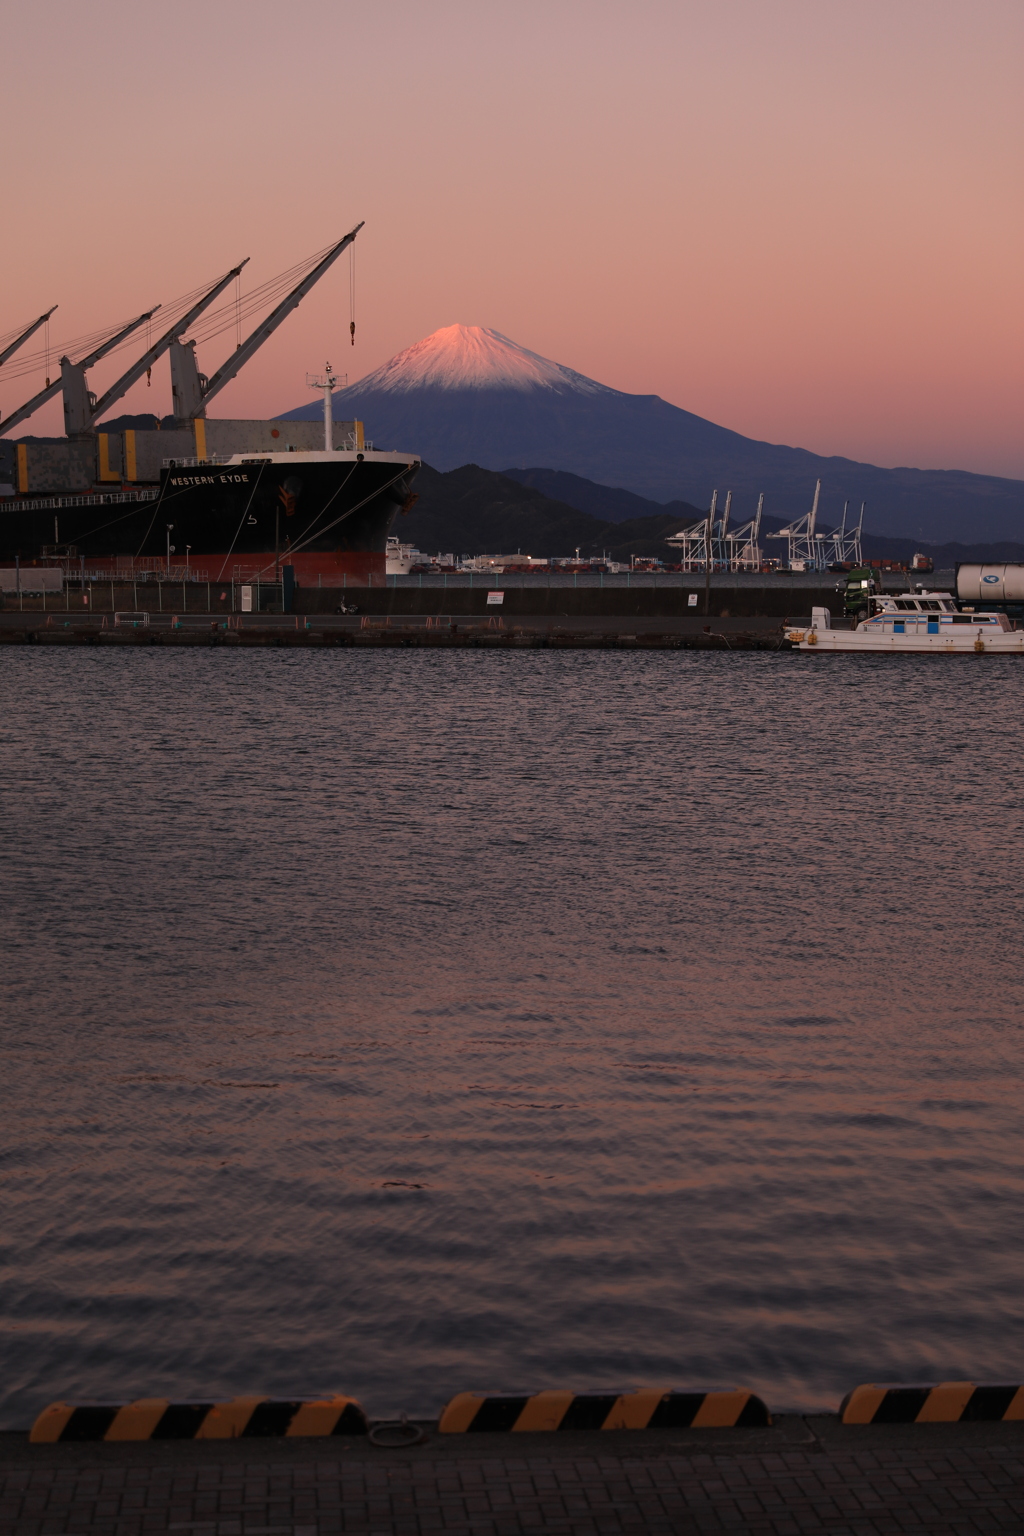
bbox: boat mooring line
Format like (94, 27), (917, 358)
(216, 460), (268, 582)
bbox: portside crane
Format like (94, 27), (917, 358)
(171, 223), (364, 424)
(767, 478), (828, 569)
(77, 260), (250, 433)
(0, 306), (58, 370)
(0, 309), (159, 438)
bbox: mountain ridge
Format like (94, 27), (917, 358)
(400, 462), (1024, 569)
(279, 326), (1024, 543)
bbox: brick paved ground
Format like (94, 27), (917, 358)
(2, 1419), (1023, 1535)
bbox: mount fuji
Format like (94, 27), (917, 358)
(279, 325), (1023, 543)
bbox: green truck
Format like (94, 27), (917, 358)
(842, 567), (881, 622)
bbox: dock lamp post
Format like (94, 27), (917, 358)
(186, 544), (191, 575)
(166, 523), (174, 575)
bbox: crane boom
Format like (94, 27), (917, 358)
(807, 478), (821, 540)
(190, 223), (364, 417)
(0, 306), (58, 370)
(0, 307), (159, 437)
(88, 260), (249, 427)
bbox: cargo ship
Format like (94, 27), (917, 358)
(1, 440), (419, 586)
(0, 225), (419, 585)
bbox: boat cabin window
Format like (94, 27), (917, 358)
(922, 600), (941, 610)
(894, 600), (915, 610)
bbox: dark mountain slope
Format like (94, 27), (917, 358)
(400, 463), (1024, 570)
(400, 465), (622, 559)
(500, 467), (698, 524)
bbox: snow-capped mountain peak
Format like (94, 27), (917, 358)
(345, 324), (614, 396)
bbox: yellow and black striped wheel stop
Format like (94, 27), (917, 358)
(841, 1383), (1024, 1425)
(439, 1389), (770, 1432)
(30, 1396), (368, 1443)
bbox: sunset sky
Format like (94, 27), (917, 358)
(2, 0), (1021, 479)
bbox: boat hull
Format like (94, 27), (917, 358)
(790, 631), (1024, 653)
(0, 451), (419, 586)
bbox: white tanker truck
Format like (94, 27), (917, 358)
(956, 564), (1024, 618)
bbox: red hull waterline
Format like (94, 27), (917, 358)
(58, 550), (387, 586)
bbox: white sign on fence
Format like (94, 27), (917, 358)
(486, 591), (505, 605)
(241, 585), (253, 613)
(688, 593), (698, 607)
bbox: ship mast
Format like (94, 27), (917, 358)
(323, 365), (334, 453)
(306, 363), (339, 451)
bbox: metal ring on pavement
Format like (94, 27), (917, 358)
(368, 1413), (426, 1448)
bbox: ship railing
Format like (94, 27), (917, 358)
(1, 488), (160, 513)
(162, 455), (236, 468)
(133, 565), (207, 582)
(57, 563), (210, 583)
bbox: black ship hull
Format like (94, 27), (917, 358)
(0, 450), (419, 585)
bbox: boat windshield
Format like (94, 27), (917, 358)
(892, 597), (957, 611)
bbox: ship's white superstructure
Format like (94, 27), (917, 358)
(385, 537), (427, 575)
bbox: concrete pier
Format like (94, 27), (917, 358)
(3, 1417), (1022, 1534)
(0, 614), (793, 651)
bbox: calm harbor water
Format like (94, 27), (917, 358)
(2, 648), (1023, 1426)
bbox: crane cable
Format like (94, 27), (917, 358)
(0, 273), (223, 383)
(349, 241), (355, 346)
(1, 237), (347, 382)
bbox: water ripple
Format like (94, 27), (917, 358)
(1, 649), (1023, 1422)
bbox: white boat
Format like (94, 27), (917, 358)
(787, 592), (1024, 653)
(385, 536), (428, 576)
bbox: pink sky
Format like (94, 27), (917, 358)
(2, 0), (1021, 478)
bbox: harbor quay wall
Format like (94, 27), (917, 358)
(0, 623), (791, 648)
(0, 579), (841, 621)
(294, 582), (844, 620)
